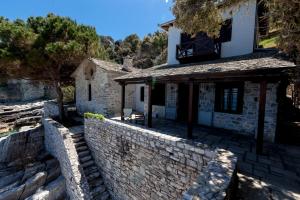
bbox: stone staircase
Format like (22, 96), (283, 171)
(69, 126), (110, 200)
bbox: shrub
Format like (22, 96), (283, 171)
(62, 86), (75, 103)
(84, 112), (105, 121)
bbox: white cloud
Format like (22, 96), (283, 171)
(165, 0), (169, 3)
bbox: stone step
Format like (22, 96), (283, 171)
(72, 136), (84, 143)
(78, 150), (90, 158)
(89, 179), (104, 188)
(70, 133), (83, 138)
(93, 191), (110, 200)
(75, 141), (87, 147)
(80, 155), (92, 163)
(84, 166), (99, 176)
(87, 172), (100, 181)
(91, 185), (106, 198)
(82, 160), (95, 168)
(76, 145), (88, 152)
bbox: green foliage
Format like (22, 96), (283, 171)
(173, 0), (246, 38)
(266, 0), (300, 62)
(62, 86), (75, 103)
(99, 31), (167, 68)
(0, 13), (100, 80)
(84, 112), (105, 120)
(259, 36), (278, 48)
(0, 14), (100, 119)
(172, 0), (300, 62)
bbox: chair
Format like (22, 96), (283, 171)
(133, 112), (145, 125)
(123, 108), (133, 121)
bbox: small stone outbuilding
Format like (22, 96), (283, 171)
(71, 58), (136, 117)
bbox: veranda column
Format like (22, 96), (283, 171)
(121, 83), (125, 121)
(256, 80), (267, 154)
(187, 81), (194, 139)
(147, 82), (152, 128)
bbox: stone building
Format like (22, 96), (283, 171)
(71, 58), (136, 117)
(113, 0), (297, 154)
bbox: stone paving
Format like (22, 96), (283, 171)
(116, 118), (300, 200)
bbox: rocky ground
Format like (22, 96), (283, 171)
(0, 101), (45, 135)
(0, 151), (66, 200)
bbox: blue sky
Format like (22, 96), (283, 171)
(1, 0), (174, 40)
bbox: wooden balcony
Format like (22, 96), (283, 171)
(176, 36), (221, 64)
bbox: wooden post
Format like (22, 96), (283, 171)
(147, 83), (152, 128)
(256, 81), (267, 154)
(121, 83), (125, 121)
(187, 81), (194, 139)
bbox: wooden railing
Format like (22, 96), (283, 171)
(176, 37), (221, 63)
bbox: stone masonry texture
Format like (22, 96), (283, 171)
(74, 60), (134, 117)
(84, 118), (237, 200)
(43, 118), (91, 200)
(198, 81), (278, 142)
(141, 81), (278, 142)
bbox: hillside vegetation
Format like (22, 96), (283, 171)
(99, 31), (167, 69)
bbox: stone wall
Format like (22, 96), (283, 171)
(0, 79), (53, 103)
(43, 118), (91, 200)
(44, 101), (59, 118)
(137, 81), (278, 142)
(198, 82), (278, 142)
(74, 61), (134, 117)
(0, 125), (44, 164)
(85, 118), (237, 200)
(183, 149), (237, 200)
(19, 80), (45, 101)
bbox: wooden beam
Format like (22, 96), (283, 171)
(256, 80), (267, 154)
(147, 83), (153, 128)
(187, 81), (194, 139)
(121, 84), (125, 121)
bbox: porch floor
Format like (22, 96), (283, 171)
(112, 117), (300, 199)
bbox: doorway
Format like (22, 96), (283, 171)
(177, 83), (199, 123)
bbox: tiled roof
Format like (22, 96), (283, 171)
(90, 58), (137, 73)
(115, 51), (296, 82)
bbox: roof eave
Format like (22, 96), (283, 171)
(114, 66), (296, 84)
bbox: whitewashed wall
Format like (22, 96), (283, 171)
(166, 0), (257, 64)
(134, 84), (145, 113)
(165, 83), (178, 120)
(167, 27), (181, 65)
(221, 0), (257, 58)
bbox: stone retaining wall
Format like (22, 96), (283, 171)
(85, 118), (237, 200)
(44, 101), (59, 118)
(43, 118), (91, 200)
(0, 125), (43, 164)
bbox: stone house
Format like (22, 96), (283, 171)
(114, 0), (297, 154)
(71, 58), (136, 117)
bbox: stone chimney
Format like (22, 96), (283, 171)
(122, 56), (133, 72)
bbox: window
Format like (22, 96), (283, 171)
(88, 84), (92, 101)
(220, 19), (232, 43)
(140, 86), (144, 102)
(215, 83), (244, 114)
(152, 83), (165, 106)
